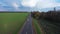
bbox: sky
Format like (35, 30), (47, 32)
(0, 0), (60, 12)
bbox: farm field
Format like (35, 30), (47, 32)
(0, 12), (29, 34)
(33, 18), (41, 34)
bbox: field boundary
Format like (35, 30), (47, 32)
(0, 11), (30, 13)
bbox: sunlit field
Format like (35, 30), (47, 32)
(0, 12), (29, 34)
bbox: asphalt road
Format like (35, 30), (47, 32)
(19, 14), (33, 34)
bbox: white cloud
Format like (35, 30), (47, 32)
(12, 3), (18, 8)
(36, 0), (54, 8)
(21, 0), (60, 9)
(12, 2), (19, 10)
(21, 0), (39, 7)
(36, 0), (60, 9)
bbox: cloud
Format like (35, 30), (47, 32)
(0, 2), (7, 6)
(12, 2), (19, 9)
(0, 7), (6, 11)
(21, 0), (39, 7)
(21, 0), (60, 9)
(0, 0), (21, 11)
(0, 0), (60, 11)
(0, 7), (7, 11)
(36, 0), (60, 9)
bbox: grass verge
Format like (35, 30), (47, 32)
(33, 18), (41, 34)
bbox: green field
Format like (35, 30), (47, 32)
(0, 13), (29, 34)
(33, 18), (41, 34)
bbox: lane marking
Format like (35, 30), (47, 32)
(32, 30), (33, 34)
(31, 24), (33, 34)
(26, 32), (27, 34)
(27, 19), (29, 21)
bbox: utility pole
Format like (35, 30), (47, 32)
(54, 7), (56, 11)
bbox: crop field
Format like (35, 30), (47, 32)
(0, 12), (29, 34)
(33, 18), (41, 34)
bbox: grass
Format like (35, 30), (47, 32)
(0, 13), (29, 34)
(33, 18), (41, 34)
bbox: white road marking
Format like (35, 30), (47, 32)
(27, 19), (29, 21)
(32, 30), (33, 34)
(26, 32), (27, 34)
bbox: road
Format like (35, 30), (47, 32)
(18, 14), (33, 34)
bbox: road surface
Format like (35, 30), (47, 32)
(19, 14), (33, 34)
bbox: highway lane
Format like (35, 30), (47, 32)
(19, 14), (33, 34)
